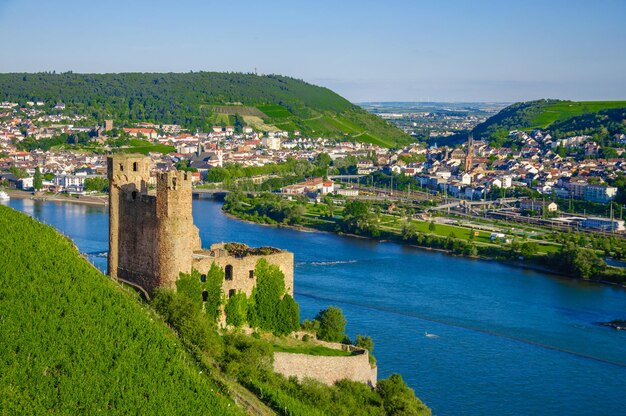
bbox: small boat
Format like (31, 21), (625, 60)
(424, 331), (439, 339)
(0, 191), (10, 201)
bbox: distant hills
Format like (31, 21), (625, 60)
(0, 72), (413, 148)
(472, 99), (626, 145)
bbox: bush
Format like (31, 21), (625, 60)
(315, 306), (347, 342)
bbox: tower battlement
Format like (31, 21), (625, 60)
(108, 154), (200, 293)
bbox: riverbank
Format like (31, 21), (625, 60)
(4, 189), (108, 206)
(223, 206), (626, 288)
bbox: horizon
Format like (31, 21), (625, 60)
(1, 0), (625, 102)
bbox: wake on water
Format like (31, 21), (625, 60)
(297, 260), (358, 266)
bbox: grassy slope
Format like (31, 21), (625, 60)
(0, 205), (240, 415)
(530, 101), (626, 129)
(472, 99), (626, 139)
(0, 72), (413, 147)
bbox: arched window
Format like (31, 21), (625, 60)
(133, 162), (138, 172)
(119, 163), (124, 172)
(225, 265), (233, 281)
(228, 289), (236, 298)
(202, 290), (208, 302)
(200, 274), (206, 283)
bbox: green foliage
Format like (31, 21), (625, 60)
(83, 176), (108, 192)
(377, 374), (431, 416)
(225, 291), (248, 328)
(341, 200), (379, 237)
(8, 166), (28, 178)
(315, 306), (347, 343)
(0, 72), (413, 147)
(177, 264), (224, 320)
(220, 335), (430, 416)
(151, 289), (224, 357)
(0, 205), (237, 414)
(226, 192), (306, 225)
(33, 166), (42, 190)
(174, 159), (198, 172)
(248, 259), (287, 332)
(275, 295), (301, 336)
(472, 99), (626, 143)
(551, 242), (606, 280)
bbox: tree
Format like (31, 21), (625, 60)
(84, 177), (108, 192)
(315, 306), (346, 342)
(428, 221), (436, 233)
(33, 167), (43, 191)
(175, 264), (223, 320)
(248, 259), (286, 331)
(275, 295), (300, 335)
(377, 374), (429, 416)
(8, 166), (28, 179)
(225, 292), (248, 328)
(341, 200), (379, 236)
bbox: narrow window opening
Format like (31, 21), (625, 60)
(131, 191), (137, 200)
(202, 290), (208, 302)
(249, 270), (254, 279)
(133, 162), (138, 172)
(225, 265), (233, 281)
(119, 163), (124, 172)
(228, 289), (236, 298)
(200, 274), (206, 283)
(172, 177), (177, 188)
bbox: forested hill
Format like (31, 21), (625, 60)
(0, 205), (240, 414)
(471, 99), (626, 145)
(0, 72), (413, 147)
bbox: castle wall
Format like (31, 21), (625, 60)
(192, 251), (294, 298)
(155, 170), (201, 289)
(273, 349), (377, 387)
(117, 193), (159, 292)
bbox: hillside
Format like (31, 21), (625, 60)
(0, 72), (413, 148)
(0, 205), (240, 415)
(472, 99), (626, 143)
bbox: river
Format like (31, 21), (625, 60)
(4, 197), (626, 416)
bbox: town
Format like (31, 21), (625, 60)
(1, 99), (625, 235)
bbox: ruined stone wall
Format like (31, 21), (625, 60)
(273, 349), (377, 387)
(108, 155), (154, 285)
(117, 193), (159, 291)
(192, 250), (294, 298)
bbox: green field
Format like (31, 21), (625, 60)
(0, 205), (239, 415)
(257, 104), (293, 119)
(117, 139), (175, 155)
(531, 101), (626, 128)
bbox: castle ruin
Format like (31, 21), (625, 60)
(107, 154), (293, 297)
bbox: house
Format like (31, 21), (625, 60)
(123, 128), (158, 140)
(584, 185), (617, 203)
(321, 180), (334, 194)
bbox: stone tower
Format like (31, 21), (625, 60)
(107, 154), (200, 294)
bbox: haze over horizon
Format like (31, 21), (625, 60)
(1, 0), (625, 103)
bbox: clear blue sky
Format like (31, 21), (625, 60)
(1, 0), (625, 102)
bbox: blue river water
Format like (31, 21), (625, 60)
(4, 197), (626, 415)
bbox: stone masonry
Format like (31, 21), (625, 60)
(107, 154), (293, 297)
